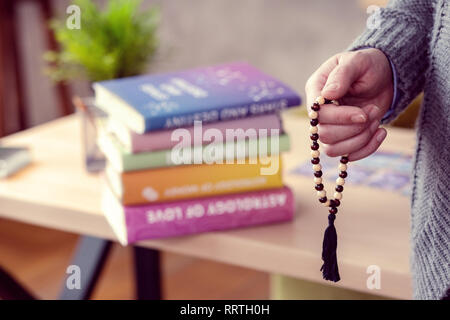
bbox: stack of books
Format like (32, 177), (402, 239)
(94, 62), (301, 245)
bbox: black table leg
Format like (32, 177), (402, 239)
(0, 266), (35, 300)
(134, 246), (162, 300)
(59, 236), (112, 300)
(3, 234), (163, 300)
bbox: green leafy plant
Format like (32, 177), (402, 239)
(45, 0), (159, 82)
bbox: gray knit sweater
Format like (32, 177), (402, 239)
(349, 0), (449, 300)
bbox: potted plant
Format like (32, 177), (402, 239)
(44, 0), (160, 172)
(45, 0), (159, 82)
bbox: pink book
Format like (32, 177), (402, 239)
(102, 185), (294, 245)
(107, 114), (283, 153)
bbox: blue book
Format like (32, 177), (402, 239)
(93, 62), (301, 133)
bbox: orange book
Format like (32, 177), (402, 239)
(106, 156), (283, 205)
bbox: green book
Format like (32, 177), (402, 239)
(98, 130), (290, 173)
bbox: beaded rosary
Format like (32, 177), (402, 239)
(309, 96), (348, 282)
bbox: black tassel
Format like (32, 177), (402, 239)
(320, 213), (340, 282)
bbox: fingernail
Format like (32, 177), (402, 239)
(324, 83), (339, 91)
(351, 114), (367, 123)
(376, 129), (387, 142)
(369, 105), (380, 120)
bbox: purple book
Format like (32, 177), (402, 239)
(108, 113), (283, 153)
(102, 185), (294, 245)
(94, 62), (301, 133)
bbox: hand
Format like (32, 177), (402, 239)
(305, 48), (393, 161)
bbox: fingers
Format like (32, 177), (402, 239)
(321, 61), (360, 100)
(322, 120), (380, 157)
(319, 123), (367, 144)
(318, 104), (368, 125)
(306, 51), (371, 107)
(348, 128), (387, 161)
(318, 104), (381, 144)
(305, 55), (339, 107)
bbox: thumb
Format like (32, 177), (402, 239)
(321, 56), (361, 100)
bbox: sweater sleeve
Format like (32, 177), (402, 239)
(348, 0), (435, 124)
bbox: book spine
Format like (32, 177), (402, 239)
(124, 187), (294, 244)
(145, 95), (301, 132)
(116, 157), (284, 205)
(130, 114), (282, 153)
(122, 134), (290, 172)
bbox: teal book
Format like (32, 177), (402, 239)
(98, 131), (290, 172)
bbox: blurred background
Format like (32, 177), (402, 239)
(1, 0), (374, 136)
(2, 0), (409, 300)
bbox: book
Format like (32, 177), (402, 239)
(0, 147), (31, 178)
(102, 185), (294, 245)
(107, 113), (283, 153)
(98, 128), (290, 172)
(93, 62), (301, 133)
(106, 156), (284, 205)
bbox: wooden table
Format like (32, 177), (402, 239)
(0, 113), (414, 299)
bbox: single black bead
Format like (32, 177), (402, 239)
(314, 170), (323, 178)
(311, 103), (320, 111)
(311, 157), (320, 164)
(315, 183), (324, 191)
(311, 142), (319, 150)
(335, 185), (344, 192)
(329, 199), (336, 207)
(340, 156), (349, 164)
(319, 196), (328, 203)
(333, 199), (341, 207)
(339, 171), (347, 178)
(329, 207), (338, 214)
(310, 119), (319, 126)
(310, 133), (319, 141)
